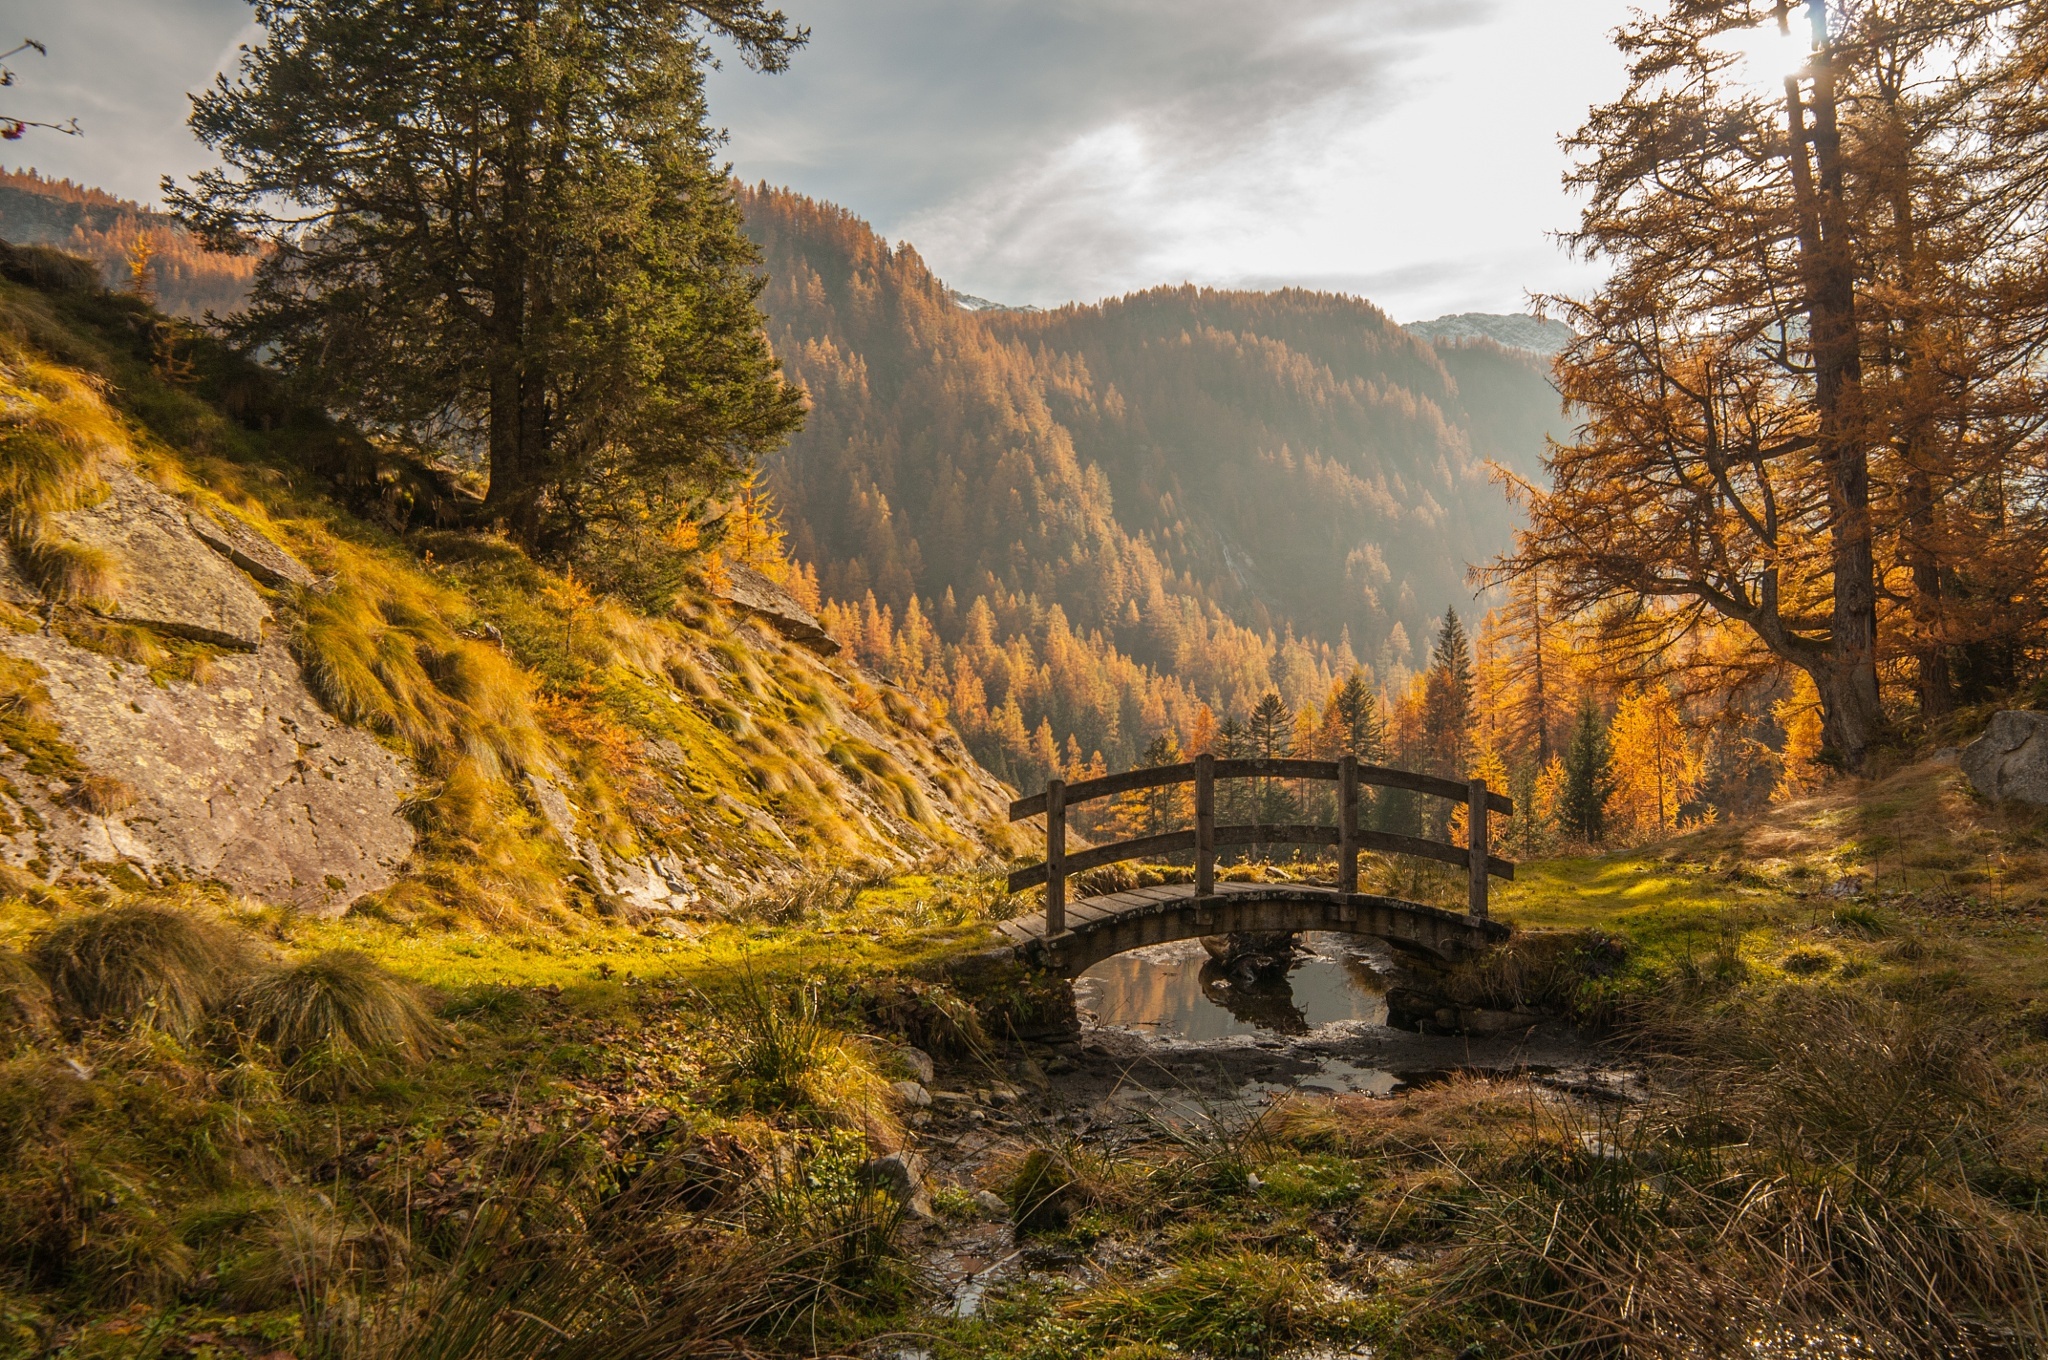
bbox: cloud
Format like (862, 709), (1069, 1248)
(0, 0), (250, 205)
(710, 0), (1628, 316)
(3, 0), (1631, 318)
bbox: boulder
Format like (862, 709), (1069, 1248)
(715, 563), (840, 655)
(860, 1151), (934, 1220)
(186, 509), (317, 590)
(1961, 711), (2048, 807)
(0, 634), (416, 914)
(51, 467), (271, 649)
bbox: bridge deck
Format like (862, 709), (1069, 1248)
(997, 880), (1508, 975)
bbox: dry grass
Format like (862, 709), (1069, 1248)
(1404, 992), (2048, 1358)
(232, 950), (450, 1094)
(0, 948), (54, 1046)
(712, 971), (902, 1147)
(33, 904), (260, 1038)
(0, 351), (126, 605)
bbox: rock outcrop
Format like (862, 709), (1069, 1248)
(52, 467), (273, 649)
(0, 468), (414, 913)
(0, 634), (415, 914)
(714, 563), (839, 655)
(1962, 711), (2048, 807)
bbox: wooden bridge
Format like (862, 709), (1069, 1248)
(998, 754), (1514, 976)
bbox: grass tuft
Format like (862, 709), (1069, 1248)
(231, 949), (450, 1094)
(32, 904), (258, 1038)
(0, 948), (55, 1046)
(713, 971), (900, 1144)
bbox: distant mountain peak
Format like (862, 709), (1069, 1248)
(951, 289), (1042, 315)
(1406, 312), (1574, 356)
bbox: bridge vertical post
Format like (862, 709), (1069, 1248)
(1338, 755), (1359, 894)
(1045, 778), (1067, 936)
(1468, 777), (1489, 920)
(1194, 753), (1215, 897)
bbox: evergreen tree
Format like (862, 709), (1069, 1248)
(1246, 692), (1293, 759)
(1561, 699), (1614, 844)
(172, 0), (807, 552)
(1321, 669), (1388, 762)
(1244, 692), (1296, 832)
(1422, 608), (1475, 775)
(1111, 732), (1189, 840)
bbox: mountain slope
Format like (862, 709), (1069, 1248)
(0, 166), (257, 317)
(741, 186), (1568, 738)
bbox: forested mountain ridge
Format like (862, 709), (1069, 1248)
(740, 184), (1568, 782)
(0, 172), (1572, 788)
(0, 167), (258, 317)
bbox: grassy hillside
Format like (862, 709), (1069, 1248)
(5, 721), (2042, 1356)
(0, 242), (1020, 924)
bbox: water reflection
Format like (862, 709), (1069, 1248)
(1074, 934), (1390, 1041)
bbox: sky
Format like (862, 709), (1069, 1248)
(0, 0), (1637, 320)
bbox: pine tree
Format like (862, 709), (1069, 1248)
(171, 0), (807, 552)
(1561, 700), (1614, 845)
(1422, 609), (1475, 776)
(1111, 732), (1190, 840)
(1320, 669), (1387, 763)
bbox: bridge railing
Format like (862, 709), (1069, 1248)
(1007, 754), (1514, 935)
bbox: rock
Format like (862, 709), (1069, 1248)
(860, 1151), (933, 1220)
(1962, 712), (2048, 806)
(52, 467), (271, 649)
(714, 563), (840, 655)
(896, 1045), (936, 1084)
(1201, 930), (1300, 974)
(186, 509), (317, 589)
(973, 1189), (1008, 1217)
(891, 1079), (933, 1108)
(0, 634), (415, 913)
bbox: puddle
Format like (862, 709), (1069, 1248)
(1074, 933), (1390, 1041)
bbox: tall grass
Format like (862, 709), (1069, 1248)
(1416, 990), (2048, 1358)
(0, 351), (126, 604)
(33, 904), (258, 1038)
(304, 1137), (907, 1360)
(0, 948), (54, 1046)
(712, 970), (900, 1144)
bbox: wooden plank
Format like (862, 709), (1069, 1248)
(1339, 755), (1359, 895)
(1195, 753), (1215, 897)
(1011, 760), (1512, 820)
(1356, 764), (1514, 814)
(1045, 779), (1066, 936)
(1468, 776), (1490, 920)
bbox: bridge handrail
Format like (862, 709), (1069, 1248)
(1007, 757), (1513, 821)
(1007, 752), (1510, 935)
(1005, 824), (1516, 891)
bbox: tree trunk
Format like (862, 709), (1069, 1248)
(1786, 6), (1885, 770)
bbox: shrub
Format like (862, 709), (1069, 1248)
(232, 950), (449, 1094)
(33, 904), (257, 1037)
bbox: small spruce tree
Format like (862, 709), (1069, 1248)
(1561, 700), (1615, 844)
